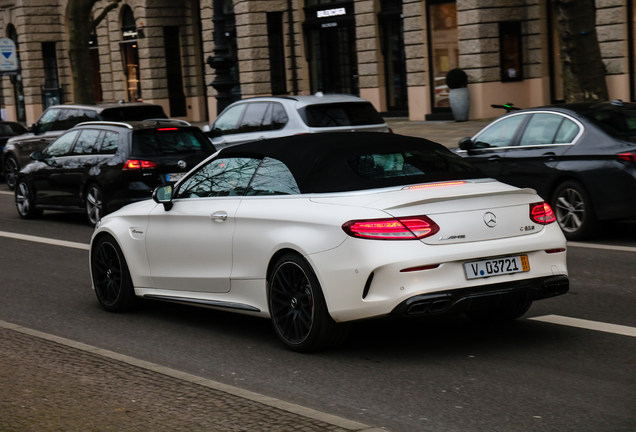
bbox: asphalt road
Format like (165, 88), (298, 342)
(0, 182), (634, 432)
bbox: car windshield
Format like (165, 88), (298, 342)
(348, 149), (478, 180)
(581, 107), (636, 138)
(301, 102), (385, 127)
(99, 106), (167, 121)
(132, 129), (213, 156)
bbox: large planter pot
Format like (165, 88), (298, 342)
(449, 87), (470, 122)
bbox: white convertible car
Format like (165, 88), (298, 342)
(89, 132), (569, 351)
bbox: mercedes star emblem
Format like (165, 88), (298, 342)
(177, 160), (186, 169)
(484, 212), (497, 228)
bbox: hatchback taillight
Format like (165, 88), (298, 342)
(342, 216), (440, 240)
(617, 152), (636, 163)
(123, 159), (158, 170)
(530, 202), (556, 225)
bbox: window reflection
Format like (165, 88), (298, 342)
(248, 157), (299, 195)
(176, 157), (260, 198)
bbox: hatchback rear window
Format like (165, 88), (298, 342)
(300, 102), (385, 127)
(348, 150), (478, 180)
(99, 106), (167, 122)
(132, 129), (213, 157)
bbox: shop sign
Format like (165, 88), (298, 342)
(317, 7), (346, 18)
(0, 38), (17, 76)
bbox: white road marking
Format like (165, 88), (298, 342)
(529, 315), (636, 338)
(568, 242), (636, 253)
(0, 230), (89, 250)
(0, 231), (634, 256)
(0, 190), (13, 195)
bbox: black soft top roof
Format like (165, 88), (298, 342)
(218, 132), (483, 193)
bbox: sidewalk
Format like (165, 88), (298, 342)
(0, 321), (382, 432)
(385, 118), (493, 148)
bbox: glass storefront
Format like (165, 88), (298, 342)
(379, 0), (408, 112)
(427, 1), (458, 110)
(120, 6), (141, 102)
(304, 1), (358, 95)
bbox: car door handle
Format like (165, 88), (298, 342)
(258, 136), (265, 140)
(542, 152), (556, 160)
(488, 155), (501, 162)
(211, 211), (228, 222)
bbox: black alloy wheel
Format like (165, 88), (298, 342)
(86, 184), (106, 226)
(552, 180), (597, 241)
(4, 155), (19, 190)
(466, 298), (533, 324)
(15, 179), (42, 219)
(91, 235), (136, 312)
(268, 254), (349, 352)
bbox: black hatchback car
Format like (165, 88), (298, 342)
(3, 102), (167, 189)
(14, 120), (216, 225)
(454, 101), (636, 240)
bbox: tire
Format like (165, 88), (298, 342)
(86, 183), (107, 226)
(91, 234), (136, 312)
(15, 179), (43, 219)
(466, 298), (533, 324)
(552, 180), (597, 241)
(4, 155), (19, 190)
(268, 253), (349, 352)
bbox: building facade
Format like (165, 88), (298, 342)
(0, 0), (633, 126)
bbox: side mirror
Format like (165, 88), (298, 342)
(202, 124), (211, 133)
(30, 151), (43, 161)
(459, 137), (474, 151)
(152, 183), (174, 211)
(28, 124), (36, 133)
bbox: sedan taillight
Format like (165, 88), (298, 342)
(617, 152), (636, 163)
(123, 159), (158, 170)
(342, 216), (440, 240)
(530, 202), (556, 225)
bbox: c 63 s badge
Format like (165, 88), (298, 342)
(520, 225), (536, 232)
(439, 235), (466, 241)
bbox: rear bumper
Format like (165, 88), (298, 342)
(390, 274), (569, 317)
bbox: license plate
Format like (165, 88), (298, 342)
(166, 172), (185, 182)
(464, 255), (530, 280)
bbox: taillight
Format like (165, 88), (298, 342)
(530, 202), (555, 225)
(158, 128), (178, 131)
(388, 128), (394, 134)
(123, 159), (158, 170)
(342, 215), (440, 240)
(617, 152), (636, 162)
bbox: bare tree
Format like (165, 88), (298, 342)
(66, 0), (121, 104)
(553, 0), (609, 102)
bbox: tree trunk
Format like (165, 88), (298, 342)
(553, 0), (608, 103)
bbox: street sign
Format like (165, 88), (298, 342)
(0, 38), (18, 75)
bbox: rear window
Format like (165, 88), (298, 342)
(301, 102), (385, 127)
(99, 106), (167, 122)
(131, 129), (214, 157)
(348, 150), (479, 180)
(581, 107), (636, 138)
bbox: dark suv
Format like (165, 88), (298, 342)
(2, 102), (167, 189)
(14, 120), (216, 225)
